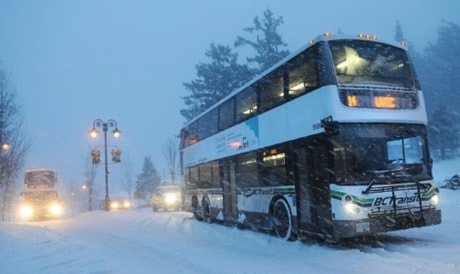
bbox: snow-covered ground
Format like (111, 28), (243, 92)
(1, 158), (459, 274)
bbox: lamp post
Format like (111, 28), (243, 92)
(89, 119), (121, 211)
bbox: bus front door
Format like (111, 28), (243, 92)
(222, 161), (237, 222)
(296, 137), (333, 238)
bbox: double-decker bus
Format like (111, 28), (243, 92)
(180, 33), (441, 241)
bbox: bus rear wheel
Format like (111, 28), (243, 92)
(192, 196), (203, 221)
(272, 198), (295, 241)
(202, 200), (212, 223)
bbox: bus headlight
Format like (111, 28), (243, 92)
(19, 205), (33, 219)
(343, 195), (361, 215)
(49, 203), (63, 216)
(344, 203), (361, 215)
(430, 194), (439, 206)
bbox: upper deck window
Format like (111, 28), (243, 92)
(329, 40), (415, 88)
(286, 47), (318, 98)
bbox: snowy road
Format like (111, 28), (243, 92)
(1, 190), (459, 274)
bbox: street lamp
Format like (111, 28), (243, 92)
(89, 119), (121, 211)
(1, 142), (9, 152)
(0, 130), (10, 152)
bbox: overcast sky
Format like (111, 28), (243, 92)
(1, 0), (458, 196)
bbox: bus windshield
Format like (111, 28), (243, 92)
(329, 40), (415, 88)
(333, 124), (432, 185)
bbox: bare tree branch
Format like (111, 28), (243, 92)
(161, 137), (179, 183)
(0, 68), (31, 221)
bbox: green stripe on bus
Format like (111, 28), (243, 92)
(330, 190), (374, 207)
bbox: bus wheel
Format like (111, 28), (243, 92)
(192, 196), (203, 221)
(272, 198), (294, 241)
(202, 200), (212, 223)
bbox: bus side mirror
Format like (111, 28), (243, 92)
(321, 116), (339, 136)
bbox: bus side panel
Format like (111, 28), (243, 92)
(236, 186), (296, 230)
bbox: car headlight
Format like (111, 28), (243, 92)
(49, 203), (63, 216)
(163, 193), (179, 205)
(123, 201), (131, 208)
(19, 205), (33, 219)
(110, 201), (119, 209)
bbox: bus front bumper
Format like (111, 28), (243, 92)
(332, 209), (441, 239)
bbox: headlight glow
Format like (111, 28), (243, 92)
(344, 203), (361, 215)
(163, 193), (179, 205)
(19, 205), (33, 219)
(430, 194), (439, 206)
(111, 202), (119, 209)
(123, 201), (131, 208)
(49, 203), (63, 216)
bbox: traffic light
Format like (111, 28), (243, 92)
(91, 148), (101, 164)
(111, 147), (121, 163)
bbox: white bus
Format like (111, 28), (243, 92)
(180, 33), (441, 241)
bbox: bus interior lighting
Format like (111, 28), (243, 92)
(263, 153), (285, 162)
(291, 82), (305, 91)
(242, 105), (257, 115)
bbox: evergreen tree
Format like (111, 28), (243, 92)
(180, 43), (252, 121)
(134, 156), (161, 199)
(234, 8), (290, 75)
(428, 105), (459, 159)
(392, 21), (420, 78)
(394, 20), (404, 42)
(422, 22), (460, 112)
(420, 22), (460, 154)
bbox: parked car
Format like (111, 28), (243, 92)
(109, 197), (131, 211)
(151, 185), (182, 211)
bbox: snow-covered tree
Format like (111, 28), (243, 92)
(134, 156), (161, 199)
(180, 43), (252, 121)
(234, 8), (290, 75)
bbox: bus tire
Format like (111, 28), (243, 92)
(272, 198), (295, 241)
(192, 196), (203, 221)
(202, 200), (212, 223)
